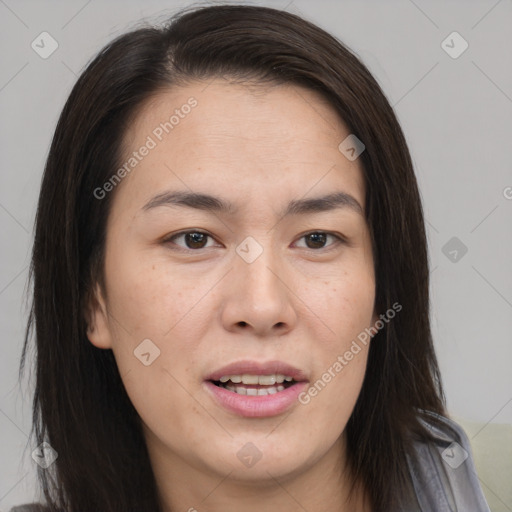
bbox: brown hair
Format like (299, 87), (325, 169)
(21, 4), (445, 511)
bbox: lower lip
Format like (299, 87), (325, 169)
(203, 380), (308, 418)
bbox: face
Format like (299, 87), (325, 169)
(87, 78), (377, 489)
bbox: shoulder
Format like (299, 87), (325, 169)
(407, 411), (491, 511)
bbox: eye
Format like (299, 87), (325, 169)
(163, 230), (345, 252)
(164, 230), (218, 250)
(294, 231), (344, 250)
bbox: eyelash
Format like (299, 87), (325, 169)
(163, 230), (346, 253)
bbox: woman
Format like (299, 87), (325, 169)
(16, 4), (490, 511)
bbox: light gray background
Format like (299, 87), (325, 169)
(1, 0), (511, 510)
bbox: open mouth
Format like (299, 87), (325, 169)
(210, 375), (297, 396)
(204, 370), (309, 417)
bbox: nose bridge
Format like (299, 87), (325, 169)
(236, 234), (283, 301)
(220, 233), (297, 333)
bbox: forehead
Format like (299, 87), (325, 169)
(116, 78), (366, 213)
(129, 78), (349, 148)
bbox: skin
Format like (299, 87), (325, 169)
(87, 78), (378, 512)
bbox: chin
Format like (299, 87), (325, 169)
(208, 437), (316, 483)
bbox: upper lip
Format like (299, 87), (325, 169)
(206, 360), (309, 382)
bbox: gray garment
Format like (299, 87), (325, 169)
(11, 414), (490, 512)
(10, 506), (46, 512)
(404, 411), (490, 512)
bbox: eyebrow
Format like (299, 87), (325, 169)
(142, 190), (364, 217)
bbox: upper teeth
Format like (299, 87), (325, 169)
(218, 374), (294, 385)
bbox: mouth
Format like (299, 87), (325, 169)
(203, 360), (309, 417)
(210, 373), (298, 396)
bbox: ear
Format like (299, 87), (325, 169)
(85, 283), (113, 349)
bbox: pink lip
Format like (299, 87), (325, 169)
(204, 360), (309, 418)
(205, 360), (309, 382)
(203, 380), (308, 417)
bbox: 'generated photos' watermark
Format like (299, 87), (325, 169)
(298, 302), (402, 405)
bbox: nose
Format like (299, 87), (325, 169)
(220, 247), (298, 337)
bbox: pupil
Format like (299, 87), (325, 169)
(186, 232), (206, 249)
(306, 232), (326, 249)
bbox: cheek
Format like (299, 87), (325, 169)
(305, 261), (375, 347)
(297, 260), (374, 420)
(102, 252), (224, 416)
(104, 249), (215, 340)
(298, 306), (370, 446)
(121, 366), (202, 430)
